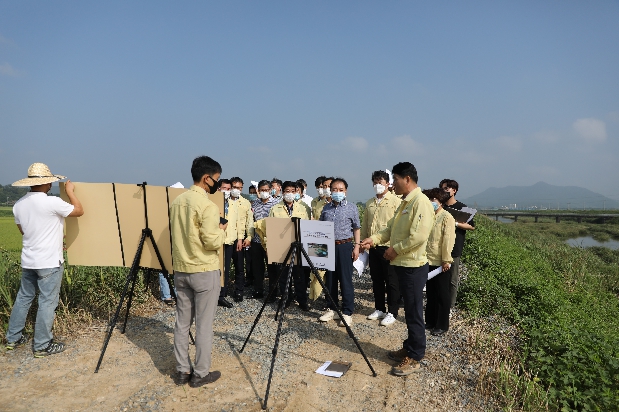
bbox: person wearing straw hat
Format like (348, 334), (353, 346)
(5, 163), (84, 357)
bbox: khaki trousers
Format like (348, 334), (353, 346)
(174, 270), (221, 378)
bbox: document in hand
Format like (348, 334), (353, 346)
(316, 361), (352, 378)
(444, 206), (477, 224)
(353, 251), (369, 277)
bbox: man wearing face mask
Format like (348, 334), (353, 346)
(312, 176), (334, 220)
(360, 171), (402, 327)
(439, 179), (475, 308)
(311, 176), (326, 219)
(244, 184), (258, 287)
(267, 181), (311, 311)
(360, 162), (434, 376)
(250, 180), (280, 300)
(169, 155), (227, 387)
(229, 177), (253, 302)
(217, 179), (243, 308)
(318, 178), (361, 327)
(270, 178), (283, 201)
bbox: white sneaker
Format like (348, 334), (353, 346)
(380, 313), (396, 326)
(367, 310), (385, 320)
(338, 314), (353, 327)
(319, 309), (334, 322)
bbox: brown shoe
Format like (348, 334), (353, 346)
(387, 348), (408, 363)
(189, 371), (221, 388)
(174, 371), (192, 385)
(392, 357), (421, 376)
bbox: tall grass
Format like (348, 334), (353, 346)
(0, 248), (158, 341)
(460, 217), (619, 411)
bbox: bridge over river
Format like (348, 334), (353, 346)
(481, 212), (618, 223)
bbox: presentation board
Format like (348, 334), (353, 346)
(264, 217), (335, 271)
(60, 183), (225, 279)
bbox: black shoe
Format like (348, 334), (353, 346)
(245, 280), (253, 287)
(285, 298), (294, 308)
(250, 291), (264, 299)
(218, 298), (233, 308)
(266, 295), (277, 303)
(189, 371), (221, 388)
(431, 328), (447, 336)
(425, 324), (435, 330)
(299, 302), (310, 311)
(174, 370), (192, 385)
(234, 293), (243, 303)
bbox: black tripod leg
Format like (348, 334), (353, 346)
(301, 247), (378, 377)
(121, 267), (140, 334)
(239, 245), (294, 353)
(263, 251), (296, 410)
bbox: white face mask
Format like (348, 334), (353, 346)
(317, 188), (324, 196)
(323, 188), (331, 197)
(221, 190), (231, 199)
(283, 192), (296, 203)
(374, 183), (386, 195)
(230, 188), (241, 198)
(259, 191), (270, 200)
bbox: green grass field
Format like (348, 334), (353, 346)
(0, 217), (21, 251)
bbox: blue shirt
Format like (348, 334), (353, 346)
(251, 197), (280, 243)
(319, 199), (360, 241)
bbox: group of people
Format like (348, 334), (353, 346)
(4, 157), (474, 389)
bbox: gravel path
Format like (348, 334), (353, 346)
(0, 264), (499, 411)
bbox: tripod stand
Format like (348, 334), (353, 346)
(240, 217), (377, 410)
(95, 182), (189, 373)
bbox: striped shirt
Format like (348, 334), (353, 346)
(251, 197), (280, 243)
(320, 199), (360, 241)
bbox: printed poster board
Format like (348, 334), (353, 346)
(264, 217), (335, 271)
(60, 183), (225, 283)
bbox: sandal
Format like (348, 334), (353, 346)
(163, 298), (175, 307)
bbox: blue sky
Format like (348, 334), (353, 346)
(1, 1), (618, 202)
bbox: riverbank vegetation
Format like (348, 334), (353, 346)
(461, 216), (619, 411)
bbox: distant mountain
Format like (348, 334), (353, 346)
(461, 182), (619, 210)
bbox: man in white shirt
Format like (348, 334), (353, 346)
(5, 163), (84, 357)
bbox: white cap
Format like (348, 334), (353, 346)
(385, 169), (393, 186)
(169, 182), (184, 188)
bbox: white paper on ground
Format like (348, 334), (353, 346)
(427, 266), (443, 281)
(353, 251), (369, 277)
(315, 361), (343, 378)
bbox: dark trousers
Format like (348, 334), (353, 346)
(220, 243), (234, 299)
(425, 265), (451, 331)
(325, 242), (354, 316)
(278, 265), (308, 306)
(369, 246), (400, 316)
(394, 264), (428, 361)
(244, 245), (253, 284)
(231, 242), (245, 294)
(250, 241), (277, 295)
(449, 256), (461, 307)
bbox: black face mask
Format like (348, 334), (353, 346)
(205, 176), (218, 194)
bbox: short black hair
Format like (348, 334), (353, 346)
(218, 178), (231, 189)
(371, 170), (390, 183)
(258, 179), (271, 190)
(282, 180), (297, 191)
(191, 156), (222, 183)
(330, 177), (348, 189)
(296, 179), (307, 188)
(271, 178), (283, 186)
(392, 162), (418, 183)
(230, 176), (244, 185)
(440, 179), (459, 193)
(249, 185), (257, 193)
(314, 176), (326, 187)
(324, 176), (335, 183)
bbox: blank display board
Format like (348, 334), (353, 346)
(60, 183), (224, 278)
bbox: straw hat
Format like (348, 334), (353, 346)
(12, 163), (67, 187)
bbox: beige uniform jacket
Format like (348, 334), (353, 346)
(311, 197), (328, 220)
(370, 187), (435, 268)
(170, 185), (225, 273)
(426, 209), (456, 266)
(254, 201), (310, 249)
(360, 191), (402, 247)
(223, 198), (245, 245)
(235, 196), (254, 241)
